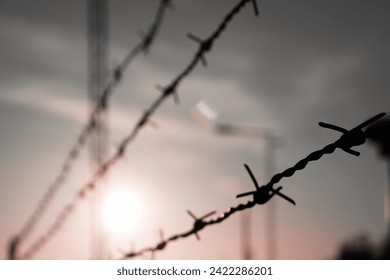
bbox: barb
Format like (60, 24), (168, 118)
(236, 164), (295, 205)
(187, 210), (217, 240)
(20, 0), (259, 259)
(15, 0), (172, 252)
(120, 113), (385, 259)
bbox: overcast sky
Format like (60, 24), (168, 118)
(0, 0), (389, 260)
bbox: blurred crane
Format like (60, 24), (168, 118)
(190, 100), (280, 259)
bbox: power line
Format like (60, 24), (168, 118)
(20, 0), (259, 260)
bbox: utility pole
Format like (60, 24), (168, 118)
(87, 0), (109, 260)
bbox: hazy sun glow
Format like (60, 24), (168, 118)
(101, 189), (142, 233)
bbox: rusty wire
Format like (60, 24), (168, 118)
(20, 0), (259, 259)
(120, 113), (385, 259)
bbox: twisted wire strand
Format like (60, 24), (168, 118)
(120, 113), (385, 259)
(267, 112), (386, 187)
(268, 142), (337, 186)
(21, 0), (259, 259)
(122, 201), (256, 259)
(16, 0), (172, 247)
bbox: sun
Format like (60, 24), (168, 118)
(101, 189), (142, 233)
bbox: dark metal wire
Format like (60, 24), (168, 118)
(20, 0), (259, 260)
(120, 113), (386, 259)
(15, 0), (172, 250)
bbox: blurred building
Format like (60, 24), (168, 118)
(366, 117), (390, 237)
(335, 233), (390, 260)
(358, 116), (390, 259)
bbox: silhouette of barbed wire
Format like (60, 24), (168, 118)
(120, 113), (386, 259)
(20, 0), (259, 259)
(266, 112), (385, 186)
(13, 0), (172, 256)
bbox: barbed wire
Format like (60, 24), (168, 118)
(20, 0), (260, 259)
(119, 113), (386, 259)
(13, 0), (172, 254)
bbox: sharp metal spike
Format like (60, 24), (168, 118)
(244, 164), (259, 189)
(236, 191), (256, 198)
(187, 33), (202, 43)
(200, 211), (216, 220)
(356, 112), (386, 130)
(342, 148), (360, 156)
(251, 0), (259, 16)
(187, 210), (197, 220)
(318, 122), (347, 133)
(272, 187), (296, 205)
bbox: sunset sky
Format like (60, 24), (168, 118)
(1, 0), (390, 260)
